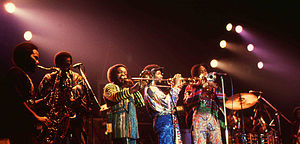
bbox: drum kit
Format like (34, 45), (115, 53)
(224, 91), (288, 144)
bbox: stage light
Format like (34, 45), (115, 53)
(235, 25), (243, 33)
(247, 44), (254, 52)
(226, 23), (233, 31)
(210, 59), (218, 68)
(257, 61), (264, 69)
(24, 31), (32, 41)
(4, 2), (16, 14)
(220, 40), (227, 48)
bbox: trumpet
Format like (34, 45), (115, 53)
(131, 77), (169, 81)
(131, 77), (202, 86)
(206, 72), (217, 82)
(131, 72), (217, 86)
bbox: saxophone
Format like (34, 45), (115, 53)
(41, 70), (77, 144)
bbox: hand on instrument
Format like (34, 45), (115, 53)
(202, 84), (215, 92)
(139, 80), (148, 89)
(72, 85), (83, 94)
(37, 116), (51, 127)
(70, 84), (83, 102)
(129, 81), (145, 94)
(173, 73), (182, 88)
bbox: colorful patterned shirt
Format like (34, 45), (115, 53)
(144, 86), (182, 144)
(144, 86), (180, 116)
(184, 84), (223, 119)
(103, 83), (144, 139)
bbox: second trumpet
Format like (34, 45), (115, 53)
(131, 77), (201, 86)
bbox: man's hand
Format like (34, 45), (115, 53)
(129, 82), (141, 94)
(37, 116), (50, 127)
(70, 85), (83, 101)
(140, 80), (148, 89)
(173, 73), (182, 88)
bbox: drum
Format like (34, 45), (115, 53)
(229, 132), (276, 144)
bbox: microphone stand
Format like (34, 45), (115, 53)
(74, 65), (100, 144)
(238, 93), (247, 144)
(260, 96), (293, 144)
(220, 76), (229, 144)
(170, 93), (181, 144)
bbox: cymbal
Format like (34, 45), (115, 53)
(225, 93), (258, 110)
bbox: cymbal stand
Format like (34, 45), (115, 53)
(238, 93), (247, 144)
(260, 96), (293, 144)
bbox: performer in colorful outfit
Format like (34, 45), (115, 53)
(142, 64), (183, 144)
(103, 64), (145, 144)
(184, 64), (223, 144)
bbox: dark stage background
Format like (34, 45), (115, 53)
(1, 0), (299, 143)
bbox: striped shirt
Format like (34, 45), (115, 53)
(103, 83), (144, 139)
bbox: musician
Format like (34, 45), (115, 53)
(103, 64), (145, 144)
(142, 64), (183, 144)
(0, 42), (49, 144)
(293, 107), (300, 144)
(184, 64), (223, 144)
(37, 51), (88, 143)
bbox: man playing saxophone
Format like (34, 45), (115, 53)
(0, 42), (49, 144)
(36, 51), (88, 144)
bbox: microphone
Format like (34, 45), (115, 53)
(72, 63), (83, 68)
(211, 72), (227, 76)
(249, 90), (263, 94)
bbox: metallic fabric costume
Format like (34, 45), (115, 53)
(37, 70), (87, 143)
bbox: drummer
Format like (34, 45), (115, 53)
(183, 64), (224, 144)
